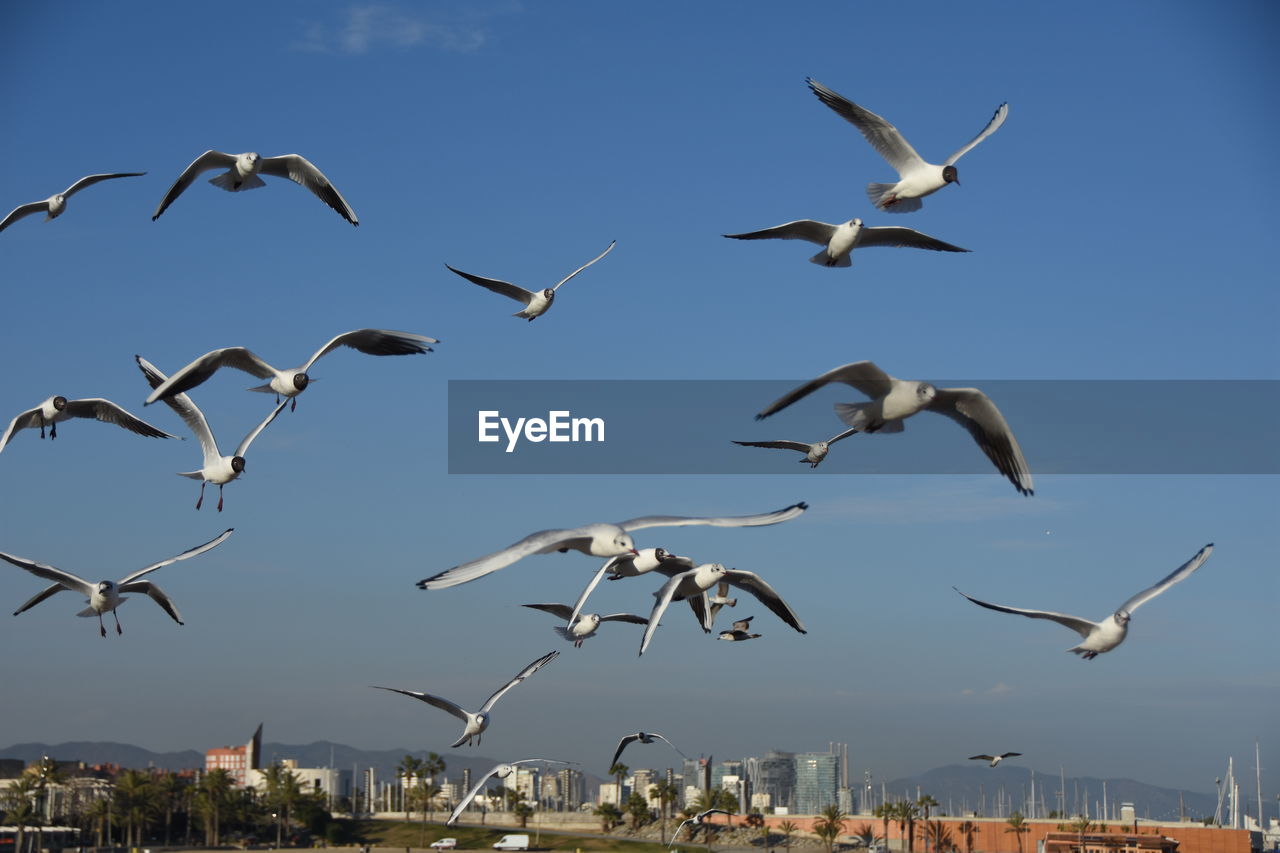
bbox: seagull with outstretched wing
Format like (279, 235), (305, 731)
(1, 172), (145, 233)
(724, 217), (968, 267)
(446, 241), (616, 321)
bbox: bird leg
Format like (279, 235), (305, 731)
(290, 397), (297, 412)
(39, 415), (47, 439)
(217, 484), (225, 512)
(113, 610), (122, 635)
(195, 481), (206, 510)
(98, 613), (107, 638)
(50, 421), (57, 439)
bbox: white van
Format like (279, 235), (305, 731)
(493, 834), (530, 851)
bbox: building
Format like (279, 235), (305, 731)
(631, 769), (658, 807)
(1044, 831), (1180, 853)
(751, 750), (796, 813)
(246, 758), (351, 805)
(514, 766), (538, 803)
(792, 751), (839, 815)
(555, 767), (585, 811)
(204, 723), (262, 787)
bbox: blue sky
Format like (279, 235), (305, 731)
(0, 0), (1276, 808)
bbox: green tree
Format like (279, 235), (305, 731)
(779, 819), (800, 852)
(113, 769), (157, 848)
(608, 762), (629, 808)
(917, 797), (940, 853)
(396, 756), (425, 818)
(195, 768), (234, 846)
(854, 822), (882, 847)
(626, 791), (650, 829)
(873, 804), (892, 850)
(652, 777), (681, 841)
(263, 763), (305, 845)
(593, 802), (622, 834)
(154, 771), (186, 846)
(1005, 813), (1030, 853)
(920, 821), (954, 853)
(812, 804), (848, 853)
(2, 776), (38, 853)
(422, 753), (447, 822)
(1066, 817), (1094, 853)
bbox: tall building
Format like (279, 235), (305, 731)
(752, 750), (796, 813)
(514, 767), (538, 803)
(681, 757), (711, 806)
(793, 751), (839, 815)
(556, 767), (584, 811)
(632, 769), (658, 807)
(712, 760), (743, 791)
(204, 723), (262, 786)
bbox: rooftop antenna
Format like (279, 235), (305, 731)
(1257, 740), (1263, 833)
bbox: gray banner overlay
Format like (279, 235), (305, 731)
(447, 380), (1280, 475)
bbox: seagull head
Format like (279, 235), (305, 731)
(542, 289), (556, 301)
(943, 165), (959, 186)
(1113, 610), (1131, 626)
(291, 373), (310, 392)
(612, 532), (638, 556)
(916, 383), (938, 404)
(717, 631), (734, 640)
(97, 581), (114, 593)
(240, 152), (262, 171)
(52, 396), (68, 411)
(848, 218), (863, 228)
(231, 456), (247, 474)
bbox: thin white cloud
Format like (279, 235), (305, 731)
(987, 682), (1014, 694)
(293, 3), (511, 55)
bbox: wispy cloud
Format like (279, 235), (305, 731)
(960, 682), (1015, 697)
(293, 3), (514, 55)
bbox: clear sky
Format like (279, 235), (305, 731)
(0, 0), (1276, 809)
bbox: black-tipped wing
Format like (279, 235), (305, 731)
(478, 650), (559, 713)
(1118, 544), (1213, 614)
(12, 583), (68, 616)
(136, 355), (221, 467)
(523, 603), (575, 621)
(259, 154), (359, 225)
(371, 686), (470, 722)
(755, 361), (895, 419)
(856, 226), (970, 253)
(445, 264), (535, 305)
(619, 501), (808, 532)
(968, 754), (996, 762)
(0, 202), (49, 233)
(233, 399), (287, 457)
(723, 220), (837, 247)
(600, 613), (649, 625)
(118, 580), (183, 624)
(953, 587), (1096, 639)
(0, 552), (93, 596)
(928, 388), (1033, 496)
(301, 329), (439, 371)
(944, 102), (1009, 166)
(0, 406), (47, 451)
(145, 348), (278, 404)
(62, 398), (178, 439)
(63, 172), (146, 197)
(417, 525), (591, 589)
(119, 528), (234, 585)
(640, 570), (692, 656)
(723, 571), (806, 633)
(805, 78), (925, 176)
(732, 439), (812, 453)
(553, 240), (616, 291)
(152, 150), (238, 220)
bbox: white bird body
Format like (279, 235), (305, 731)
(522, 603), (648, 647)
(0, 172), (146, 233)
(723, 217), (969, 267)
(446, 241), (616, 321)
(372, 650), (558, 747)
(969, 752), (1022, 767)
(805, 78), (1007, 213)
(0, 395), (176, 454)
(955, 543), (1214, 658)
(4, 529), (233, 637)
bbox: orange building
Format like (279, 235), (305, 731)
(203, 722), (262, 786)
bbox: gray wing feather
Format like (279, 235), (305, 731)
(301, 329), (438, 372)
(569, 562), (611, 626)
(723, 220), (837, 246)
(944, 102), (1009, 166)
(640, 571), (688, 656)
(755, 361), (895, 419)
(0, 552), (93, 596)
(117, 580), (183, 625)
(119, 528), (234, 585)
(599, 613), (649, 625)
(12, 583), (68, 616)
(417, 526), (588, 589)
(552, 240), (616, 291)
(732, 439), (812, 453)
(805, 78), (926, 175)
(1117, 544), (1213, 614)
(234, 399), (287, 457)
(259, 154), (359, 225)
(370, 686), (469, 722)
(0, 202), (50, 232)
(136, 355), (221, 466)
(152, 150), (238, 220)
(856, 226), (970, 253)
(445, 264), (535, 305)
(928, 388), (1033, 496)
(619, 501), (807, 531)
(0, 406), (46, 451)
(145, 348), (278, 404)
(723, 571), (806, 633)
(62, 398), (178, 439)
(953, 587), (1096, 639)
(63, 172), (146, 197)
(523, 603), (575, 621)
(478, 649), (559, 713)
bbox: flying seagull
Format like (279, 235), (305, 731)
(417, 502), (808, 590)
(564, 549), (697, 628)
(446, 759), (572, 825)
(732, 427), (859, 468)
(954, 543), (1214, 658)
(522, 603), (648, 647)
(372, 650), (559, 747)
(755, 360), (1032, 496)
(670, 809), (731, 847)
(610, 731), (687, 770)
(446, 240), (616, 321)
(4, 529), (233, 637)
(136, 356), (286, 511)
(143, 329), (439, 411)
(1, 396), (176, 455)
(969, 752), (1022, 767)
(723, 218), (969, 267)
(152, 150), (359, 225)
(706, 580), (738, 625)
(806, 77), (1007, 213)
(640, 564), (805, 656)
(0, 172), (145, 233)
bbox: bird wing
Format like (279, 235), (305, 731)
(928, 388), (1034, 496)
(61, 398), (178, 439)
(478, 649), (559, 713)
(152, 150), (238, 220)
(523, 603), (575, 621)
(640, 570), (691, 656)
(552, 240), (616, 291)
(953, 588), (1096, 639)
(119, 528), (234, 585)
(611, 734), (642, 769)
(62, 172), (147, 197)
(136, 355), (221, 467)
(117, 580), (183, 625)
(968, 755), (996, 762)
(688, 591), (713, 632)
(600, 613), (649, 625)
(732, 616), (754, 632)
(755, 361), (895, 419)
(300, 329), (439, 372)
(12, 583), (69, 616)
(855, 227), (970, 253)
(648, 732), (687, 758)
(259, 154), (359, 225)
(417, 525), (591, 589)
(618, 501), (808, 532)
(724, 571), (806, 633)
(805, 78), (926, 176)
(0, 552), (94, 596)
(445, 264), (535, 305)
(0, 201), (51, 233)
(145, 347), (278, 404)
(1000, 752), (1023, 759)
(723, 220), (838, 246)
(568, 561), (611, 627)
(826, 427), (859, 445)
(732, 439), (812, 452)
(651, 555), (698, 578)
(370, 686), (470, 722)
(0, 406), (47, 452)
(233, 399), (287, 457)
(944, 103), (1009, 166)
(448, 764), (504, 825)
(1117, 543), (1214, 614)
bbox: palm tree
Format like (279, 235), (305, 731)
(874, 804), (892, 850)
(593, 802), (622, 834)
(812, 804), (848, 853)
(422, 752), (447, 822)
(653, 777), (681, 841)
(608, 762), (629, 808)
(626, 791), (650, 830)
(919, 821), (954, 853)
(779, 819), (800, 853)
(853, 823), (882, 848)
(113, 769), (157, 848)
(1005, 813), (1030, 853)
(3, 777), (38, 853)
(396, 756), (425, 817)
(1067, 817), (1093, 853)
(958, 820), (978, 853)
(30, 757), (62, 853)
(196, 768), (234, 846)
(153, 771), (186, 846)
(917, 797), (940, 853)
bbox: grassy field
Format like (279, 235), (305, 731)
(348, 819), (677, 853)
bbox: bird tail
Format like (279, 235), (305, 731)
(246, 382), (276, 394)
(209, 172), (266, 192)
(809, 250), (851, 268)
(835, 403), (904, 433)
(867, 182), (922, 213)
(553, 626), (574, 642)
(177, 471), (205, 480)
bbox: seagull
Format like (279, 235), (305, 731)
(0, 172), (146, 233)
(152, 151), (359, 225)
(4, 529), (233, 637)
(706, 580), (738, 625)
(564, 549), (697, 628)
(755, 361), (1032, 496)
(1, 396), (176, 455)
(640, 564), (805, 656)
(969, 752), (1022, 767)
(670, 809), (731, 847)
(610, 731), (687, 770)
(136, 356), (286, 511)
(446, 241), (616, 321)
(806, 77), (1007, 213)
(446, 759), (572, 825)
(371, 650), (559, 747)
(954, 543), (1214, 659)
(142, 329), (439, 411)
(417, 502), (808, 590)
(732, 427), (859, 468)
(723, 218), (969, 267)
(521, 603), (648, 647)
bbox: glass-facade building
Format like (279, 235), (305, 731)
(792, 751), (839, 815)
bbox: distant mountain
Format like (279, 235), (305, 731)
(0, 741), (204, 771)
(883, 764), (1216, 823)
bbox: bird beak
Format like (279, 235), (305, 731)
(629, 548), (639, 555)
